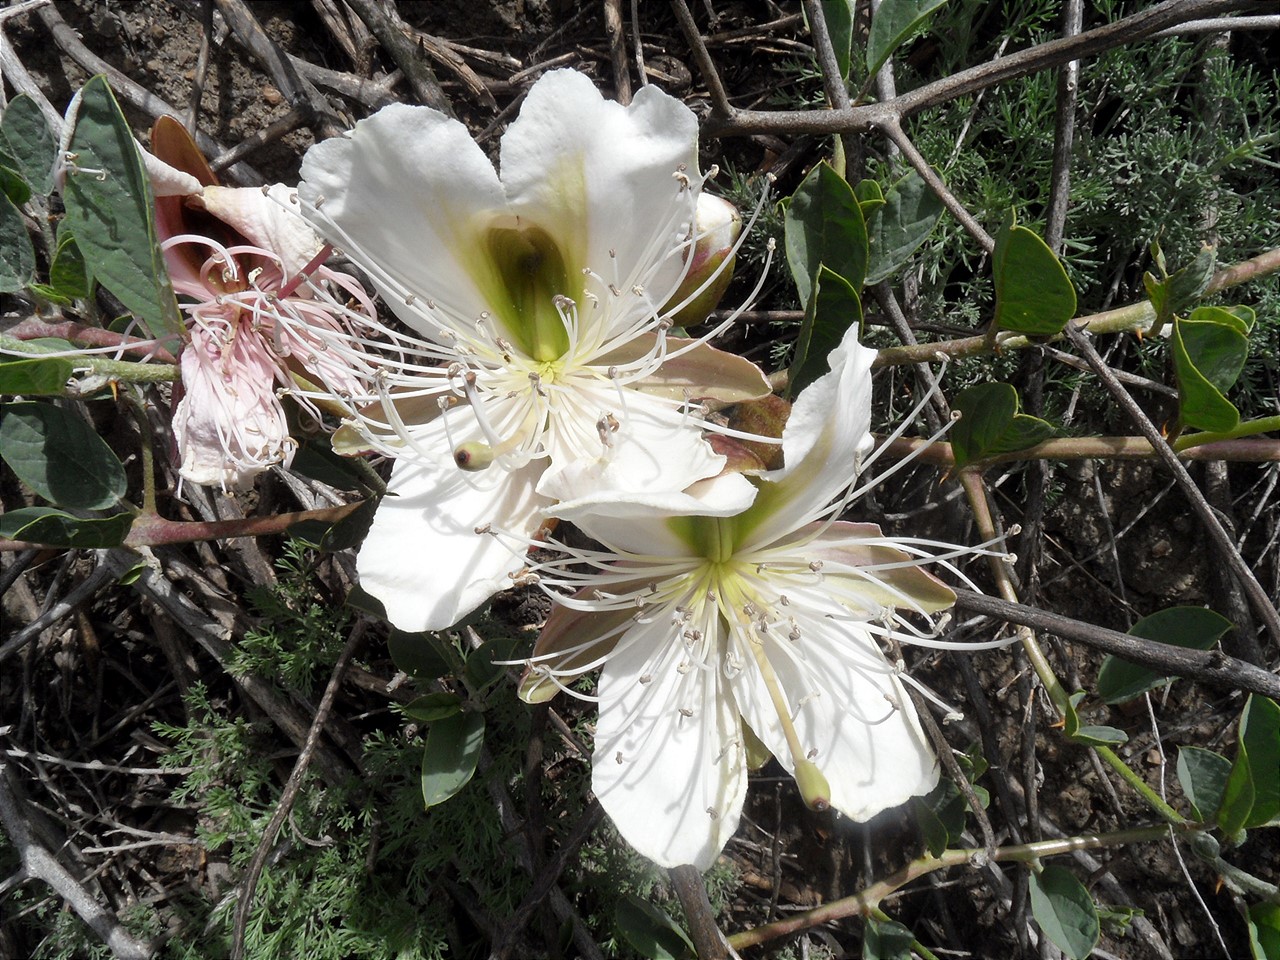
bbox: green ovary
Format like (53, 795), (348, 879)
(484, 224), (575, 362)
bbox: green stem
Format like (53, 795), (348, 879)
(957, 469), (1192, 830)
(0, 333), (179, 383)
(78, 357), (180, 383)
(1175, 416), (1280, 450)
(872, 247), (1280, 369)
(126, 388), (157, 515)
(1095, 745), (1188, 825)
(729, 823), (1196, 951)
(880, 434), (1280, 466)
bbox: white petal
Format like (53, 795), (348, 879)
(298, 103), (507, 338)
(198, 184), (322, 278)
(139, 145), (203, 197)
(738, 325), (876, 549)
(173, 326), (288, 490)
(592, 617), (745, 868)
(499, 70), (700, 334)
(731, 615), (938, 821)
(356, 457), (549, 632)
(537, 392), (751, 516)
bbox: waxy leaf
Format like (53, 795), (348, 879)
(1064, 691), (1128, 747)
(62, 76), (184, 339)
(863, 917), (915, 960)
(0, 355), (73, 395)
(615, 895), (694, 960)
(0, 94), (57, 195)
(1176, 746), (1232, 822)
(420, 710), (484, 809)
(789, 265), (862, 397)
(865, 169), (944, 284)
(1096, 607), (1233, 704)
(0, 190), (34, 293)
(912, 745), (988, 856)
(1249, 902), (1280, 960)
(402, 692), (462, 723)
(950, 382), (1054, 469)
(48, 230), (92, 301)
(784, 161), (868, 308)
(1218, 695), (1280, 835)
(0, 145), (31, 203)
(387, 629), (454, 680)
(1144, 243), (1215, 326)
(1029, 865), (1100, 960)
(0, 506), (133, 547)
(1170, 305), (1254, 433)
(1242, 696), (1280, 827)
(854, 179), (885, 216)
(465, 634), (522, 691)
(346, 584), (388, 619)
(0, 401), (126, 509)
(820, 0), (855, 81)
(867, 0), (949, 79)
(992, 210), (1076, 336)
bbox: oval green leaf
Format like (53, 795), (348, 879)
(420, 710), (485, 809)
(1239, 696), (1280, 828)
(387, 629), (454, 681)
(0, 189), (34, 293)
(863, 917), (915, 960)
(992, 210), (1076, 336)
(1096, 607), (1233, 704)
(1029, 865), (1100, 960)
(865, 169), (944, 284)
(789, 265), (862, 397)
(1248, 902), (1280, 960)
(784, 161), (868, 308)
(0, 354), (73, 395)
(0, 94), (58, 195)
(1175, 745), (1232, 822)
(854, 178), (886, 215)
(1170, 308), (1251, 433)
(465, 633), (523, 691)
(614, 894), (694, 960)
(0, 506), (133, 547)
(866, 0), (949, 79)
(62, 76), (183, 339)
(951, 382), (1054, 468)
(0, 401), (127, 509)
(403, 692), (463, 724)
(49, 230), (92, 301)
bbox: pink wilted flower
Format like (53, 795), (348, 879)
(147, 117), (375, 490)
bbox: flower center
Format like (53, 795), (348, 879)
(483, 224), (576, 363)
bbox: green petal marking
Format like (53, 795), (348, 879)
(483, 224), (575, 361)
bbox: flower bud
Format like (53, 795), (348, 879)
(664, 193), (741, 327)
(727, 394), (792, 470)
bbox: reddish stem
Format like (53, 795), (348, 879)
(7, 318), (179, 364)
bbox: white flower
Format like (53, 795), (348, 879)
(292, 69), (770, 632)
(148, 118), (374, 491)
(517, 325), (1012, 869)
